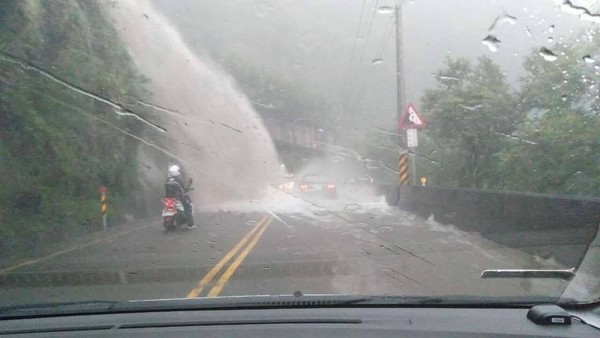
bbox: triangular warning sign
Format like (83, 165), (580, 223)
(398, 103), (426, 129)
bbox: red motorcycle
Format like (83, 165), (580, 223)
(162, 179), (195, 231)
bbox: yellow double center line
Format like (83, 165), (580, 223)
(187, 215), (273, 298)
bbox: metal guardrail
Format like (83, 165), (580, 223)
(377, 184), (600, 267)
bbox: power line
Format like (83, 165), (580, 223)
(346, 0), (380, 107)
(354, 0), (379, 68)
(354, 12), (395, 109)
(341, 0), (368, 104)
(375, 15), (395, 59)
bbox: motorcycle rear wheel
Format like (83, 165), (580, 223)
(163, 217), (176, 231)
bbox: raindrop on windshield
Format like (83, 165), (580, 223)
(549, 24), (555, 33)
(503, 14), (517, 25)
(548, 37), (554, 43)
(372, 58), (384, 65)
(377, 6), (394, 14)
(561, 95), (567, 101)
(539, 47), (558, 61)
(583, 55), (595, 64)
(489, 14), (517, 31)
(482, 35), (500, 52)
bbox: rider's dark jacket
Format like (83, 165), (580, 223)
(165, 176), (185, 200)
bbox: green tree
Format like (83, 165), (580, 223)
(495, 31), (600, 197)
(420, 56), (519, 189)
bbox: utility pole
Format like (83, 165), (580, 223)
(395, 1), (417, 186)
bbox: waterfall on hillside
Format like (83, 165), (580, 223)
(105, 0), (280, 206)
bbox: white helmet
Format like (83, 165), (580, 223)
(168, 165), (180, 177)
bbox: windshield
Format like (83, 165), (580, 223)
(1, 0), (599, 309)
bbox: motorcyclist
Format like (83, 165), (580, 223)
(165, 164), (195, 229)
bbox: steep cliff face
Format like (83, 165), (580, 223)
(0, 0), (151, 252)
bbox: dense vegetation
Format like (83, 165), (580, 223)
(0, 0), (151, 254)
(416, 30), (600, 197)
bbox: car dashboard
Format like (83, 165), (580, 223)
(1, 305), (598, 337)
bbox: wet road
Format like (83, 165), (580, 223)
(0, 189), (570, 306)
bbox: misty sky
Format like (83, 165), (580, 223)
(151, 0), (594, 129)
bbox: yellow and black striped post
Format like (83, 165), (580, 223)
(399, 153), (409, 185)
(99, 186), (108, 230)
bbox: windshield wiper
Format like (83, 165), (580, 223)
(333, 295), (446, 306)
(0, 301), (118, 319)
(0, 294), (582, 319)
(331, 295), (573, 307)
(481, 268), (576, 280)
(0, 295), (483, 318)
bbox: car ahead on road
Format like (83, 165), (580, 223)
(267, 174), (295, 195)
(296, 174), (337, 199)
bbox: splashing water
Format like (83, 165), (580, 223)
(106, 0), (280, 205)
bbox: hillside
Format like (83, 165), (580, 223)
(0, 0), (154, 254)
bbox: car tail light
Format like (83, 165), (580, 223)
(326, 184), (336, 189)
(300, 184), (308, 191)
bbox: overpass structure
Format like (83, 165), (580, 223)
(262, 116), (337, 151)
